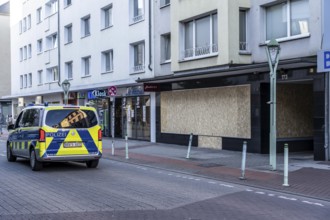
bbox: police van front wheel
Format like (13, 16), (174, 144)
(30, 148), (43, 171)
(86, 160), (99, 168)
(7, 143), (17, 162)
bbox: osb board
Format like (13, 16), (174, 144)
(277, 84), (313, 138)
(161, 85), (251, 138)
(198, 136), (222, 149)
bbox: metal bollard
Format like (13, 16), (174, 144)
(283, 143), (289, 186)
(125, 135), (129, 159)
(240, 141), (247, 180)
(186, 133), (193, 159)
(111, 138), (115, 156)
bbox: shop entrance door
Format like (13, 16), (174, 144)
(123, 96), (150, 141)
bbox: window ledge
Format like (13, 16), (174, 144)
(129, 18), (145, 26)
(81, 75), (91, 79)
(81, 34), (91, 39)
(64, 4), (72, 9)
(160, 3), (170, 9)
(101, 70), (114, 75)
(179, 53), (218, 63)
(260, 33), (311, 46)
(239, 51), (252, 55)
(37, 83), (43, 86)
(37, 51), (43, 55)
(161, 60), (171, 65)
(130, 70), (145, 75)
(101, 25), (113, 31)
(64, 41), (73, 45)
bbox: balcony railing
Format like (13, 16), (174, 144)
(132, 14), (144, 23)
(183, 44), (218, 59)
(239, 41), (248, 51)
(132, 64), (145, 73)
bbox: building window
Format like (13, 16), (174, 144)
(81, 15), (91, 37)
(82, 56), (91, 77)
(101, 50), (113, 73)
(161, 33), (171, 62)
(24, 74), (27, 88)
(27, 14), (31, 30)
(28, 73), (32, 87)
(160, 0), (170, 7)
(20, 75), (23, 89)
(47, 66), (58, 82)
(45, 0), (58, 17)
(46, 33), (58, 50)
(23, 46), (27, 60)
(239, 9), (248, 51)
(64, 0), (72, 8)
(181, 12), (218, 59)
(266, 0), (309, 41)
(28, 44), (32, 58)
(101, 4), (113, 29)
(64, 24), (72, 44)
(38, 70), (43, 85)
(130, 0), (144, 23)
(22, 17), (27, 32)
(131, 42), (145, 73)
(19, 48), (23, 61)
(19, 20), (22, 34)
(36, 7), (42, 24)
(37, 39), (43, 53)
(65, 61), (73, 79)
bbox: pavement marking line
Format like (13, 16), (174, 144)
(268, 194), (275, 197)
(208, 181), (217, 184)
(220, 184), (234, 188)
(256, 192), (265, 195)
(302, 201), (324, 207)
(245, 189), (253, 192)
(278, 196), (297, 201)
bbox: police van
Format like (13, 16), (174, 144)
(6, 105), (102, 171)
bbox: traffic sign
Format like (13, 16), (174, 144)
(108, 86), (117, 96)
(317, 50), (330, 72)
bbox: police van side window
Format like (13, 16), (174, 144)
(15, 112), (24, 128)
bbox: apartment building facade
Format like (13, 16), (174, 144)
(0, 1), (11, 121)
(139, 0), (327, 160)
(10, 0), (156, 141)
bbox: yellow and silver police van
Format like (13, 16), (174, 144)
(6, 105), (102, 171)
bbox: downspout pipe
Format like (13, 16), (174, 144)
(57, 0), (61, 87)
(148, 0), (152, 71)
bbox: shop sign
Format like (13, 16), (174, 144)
(127, 86), (144, 96)
(88, 89), (108, 99)
(143, 83), (161, 92)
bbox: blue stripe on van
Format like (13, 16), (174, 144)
(46, 131), (70, 155)
(77, 130), (99, 154)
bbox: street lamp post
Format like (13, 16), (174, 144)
(61, 79), (71, 105)
(266, 39), (281, 171)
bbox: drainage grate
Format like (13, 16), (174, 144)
(198, 163), (224, 168)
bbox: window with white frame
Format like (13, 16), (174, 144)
(65, 61), (73, 79)
(160, 0), (170, 7)
(19, 20), (22, 33)
(27, 14), (31, 30)
(81, 56), (91, 77)
(22, 17), (27, 32)
(101, 50), (113, 73)
(38, 70), (43, 85)
(23, 46), (27, 60)
(131, 42), (145, 73)
(101, 4), (113, 29)
(266, 0), (309, 41)
(81, 15), (91, 37)
(239, 9), (248, 51)
(64, 0), (72, 7)
(46, 33), (58, 50)
(24, 74), (27, 88)
(47, 66), (58, 82)
(36, 7), (42, 23)
(130, 0), (144, 23)
(37, 39), (43, 53)
(181, 12), (218, 59)
(28, 73), (32, 87)
(64, 24), (72, 44)
(20, 75), (23, 89)
(28, 44), (32, 58)
(45, 0), (58, 17)
(19, 48), (23, 61)
(161, 33), (171, 62)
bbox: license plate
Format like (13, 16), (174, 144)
(63, 142), (82, 148)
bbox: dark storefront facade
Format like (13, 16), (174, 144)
(141, 58), (326, 160)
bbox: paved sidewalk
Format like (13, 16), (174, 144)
(101, 137), (330, 202)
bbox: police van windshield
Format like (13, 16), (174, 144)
(45, 109), (98, 128)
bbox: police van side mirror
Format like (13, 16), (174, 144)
(7, 124), (15, 131)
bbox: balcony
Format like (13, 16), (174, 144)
(183, 44), (218, 60)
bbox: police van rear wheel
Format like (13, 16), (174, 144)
(30, 148), (43, 171)
(86, 159), (99, 168)
(7, 143), (17, 162)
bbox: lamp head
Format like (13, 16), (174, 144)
(267, 39), (280, 65)
(61, 79), (71, 93)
